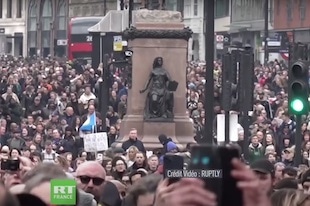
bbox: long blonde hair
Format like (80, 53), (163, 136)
(271, 189), (310, 206)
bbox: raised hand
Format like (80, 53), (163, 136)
(231, 158), (271, 206)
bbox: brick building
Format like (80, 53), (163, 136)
(273, 0), (310, 43)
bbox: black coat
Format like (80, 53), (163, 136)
(122, 138), (145, 152)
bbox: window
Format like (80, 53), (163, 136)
(193, 0), (198, 16)
(71, 21), (100, 34)
(27, 0), (37, 54)
(165, 0), (177, 11)
(183, 0), (191, 18)
(0, 0), (2, 18)
(215, 0), (229, 18)
(55, 0), (66, 57)
(269, 0), (274, 23)
(7, 0), (12, 18)
(299, 0), (306, 20)
(286, 0), (293, 21)
(276, 0), (280, 15)
(165, 0), (184, 14)
(57, 0), (66, 39)
(16, 0), (22, 18)
(41, 0), (52, 56)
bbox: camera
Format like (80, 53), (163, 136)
(124, 50), (133, 58)
(1, 159), (20, 171)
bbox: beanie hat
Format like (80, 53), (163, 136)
(167, 141), (177, 152)
(158, 134), (168, 145)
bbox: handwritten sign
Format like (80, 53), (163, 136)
(83, 132), (108, 152)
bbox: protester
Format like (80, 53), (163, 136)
(75, 161), (106, 202)
(0, 54), (305, 205)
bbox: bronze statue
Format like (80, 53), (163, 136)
(141, 0), (165, 10)
(140, 57), (177, 120)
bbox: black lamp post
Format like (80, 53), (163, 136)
(129, 0), (134, 27)
(203, 0), (215, 144)
(264, 0), (269, 64)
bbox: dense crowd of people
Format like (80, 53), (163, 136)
(0, 53), (309, 206)
(186, 58), (310, 205)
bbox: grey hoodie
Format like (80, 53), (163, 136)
(78, 189), (97, 206)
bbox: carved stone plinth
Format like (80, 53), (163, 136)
(117, 10), (194, 150)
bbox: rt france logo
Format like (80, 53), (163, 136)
(50, 179), (76, 205)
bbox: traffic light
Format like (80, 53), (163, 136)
(222, 54), (231, 111)
(288, 61), (309, 115)
(222, 53), (239, 111)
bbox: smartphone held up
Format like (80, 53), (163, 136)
(189, 144), (243, 206)
(1, 158), (20, 171)
(163, 144), (243, 206)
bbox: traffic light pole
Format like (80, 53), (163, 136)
(264, 0), (269, 64)
(128, 0), (133, 27)
(203, 0), (214, 144)
(225, 110), (230, 144)
(100, 54), (110, 132)
(288, 59), (309, 166)
(222, 54), (232, 144)
(100, 55), (130, 132)
(294, 115), (302, 166)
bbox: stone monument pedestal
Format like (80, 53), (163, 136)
(117, 10), (194, 150)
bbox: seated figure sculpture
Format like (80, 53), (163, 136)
(140, 57), (176, 120)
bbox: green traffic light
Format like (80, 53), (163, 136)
(290, 99), (305, 112)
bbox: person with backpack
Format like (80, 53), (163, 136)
(41, 140), (58, 163)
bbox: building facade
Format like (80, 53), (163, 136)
(229, 0), (274, 60)
(183, 0), (231, 61)
(25, 0), (69, 57)
(0, 0), (26, 56)
(25, 0), (118, 58)
(182, 0), (204, 61)
(273, 0), (310, 43)
(214, 0), (231, 59)
(69, 0), (117, 18)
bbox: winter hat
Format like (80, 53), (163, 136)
(158, 134), (168, 145)
(167, 141), (177, 152)
(99, 181), (122, 206)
